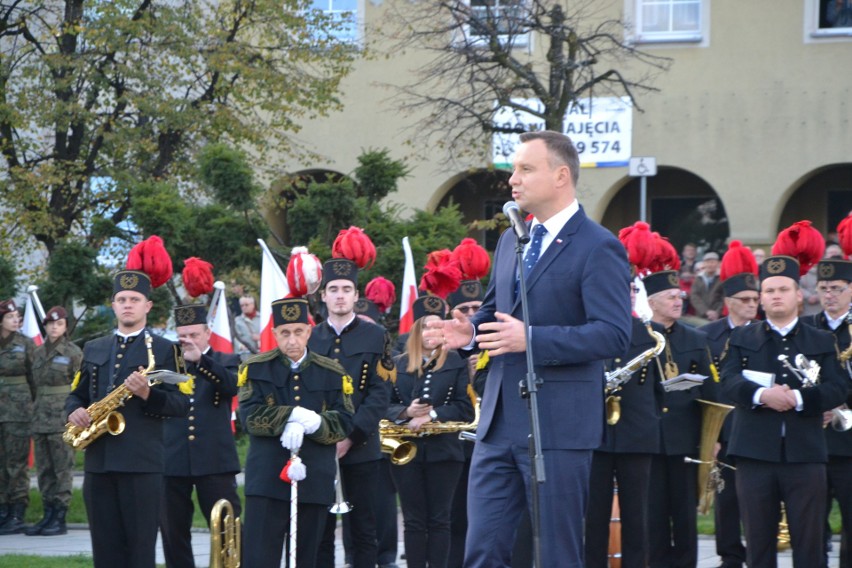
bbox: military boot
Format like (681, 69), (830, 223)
(40, 505), (67, 536)
(0, 502), (27, 535)
(25, 503), (56, 536)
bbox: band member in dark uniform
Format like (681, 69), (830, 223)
(645, 268), (715, 568)
(160, 304), (241, 568)
(801, 253), (852, 568)
(239, 297), (354, 568)
(311, 256), (394, 568)
(585, 280), (663, 568)
(388, 295), (475, 568)
(65, 269), (189, 568)
(722, 226), (849, 568)
(700, 241), (760, 568)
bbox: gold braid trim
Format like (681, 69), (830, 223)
(70, 371), (81, 391)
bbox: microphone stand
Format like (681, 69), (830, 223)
(514, 236), (545, 568)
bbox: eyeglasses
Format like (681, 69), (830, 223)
(731, 296), (760, 304)
(456, 305), (480, 314)
(817, 285), (849, 296)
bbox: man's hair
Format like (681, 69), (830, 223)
(519, 130), (580, 186)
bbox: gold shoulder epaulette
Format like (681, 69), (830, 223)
(238, 350), (280, 387)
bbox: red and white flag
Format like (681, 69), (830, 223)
(22, 294), (43, 346)
(208, 282), (233, 353)
(258, 239), (290, 352)
(398, 236), (418, 334)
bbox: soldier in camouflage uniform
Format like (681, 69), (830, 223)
(0, 298), (36, 535)
(26, 306), (82, 537)
(239, 297), (354, 568)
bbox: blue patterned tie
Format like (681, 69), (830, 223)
(523, 224), (547, 280)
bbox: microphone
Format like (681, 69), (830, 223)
(503, 201), (531, 244)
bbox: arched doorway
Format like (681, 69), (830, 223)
(267, 169), (350, 245)
(436, 169), (512, 250)
(601, 166), (729, 254)
(779, 164), (852, 240)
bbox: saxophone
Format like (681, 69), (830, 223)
(63, 331), (157, 450)
(605, 324), (666, 425)
(380, 401), (480, 465)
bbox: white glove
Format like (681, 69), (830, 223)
(290, 406), (322, 435)
(280, 422), (305, 451)
(286, 456), (307, 482)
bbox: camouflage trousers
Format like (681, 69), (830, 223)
(0, 422), (31, 505)
(33, 432), (74, 507)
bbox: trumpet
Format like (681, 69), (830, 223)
(605, 324), (665, 425)
(830, 405), (852, 432)
(380, 402), (480, 465)
(329, 456), (352, 514)
(777, 354), (820, 388)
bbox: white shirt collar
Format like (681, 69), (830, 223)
(528, 199), (579, 257)
(328, 314), (357, 336)
(825, 310), (849, 331)
(115, 328), (144, 340)
(289, 349), (309, 370)
(768, 317), (798, 337)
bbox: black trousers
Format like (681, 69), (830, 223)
(827, 456), (852, 568)
(648, 454), (698, 568)
(243, 495), (327, 568)
(714, 444), (746, 566)
(447, 455), (471, 568)
(736, 457), (826, 568)
(83, 472), (163, 568)
(160, 473), (242, 568)
(375, 457), (400, 565)
(316, 459), (379, 568)
(585, 451), (653, 568)
(392, 460), (463, 568)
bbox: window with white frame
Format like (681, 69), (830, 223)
(311, 0), (359, 43)
(467, 0), (529, 48)
(634, 0), (703, 43)
(808, 0), (852, 38)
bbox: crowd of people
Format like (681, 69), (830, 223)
(0, 129), (848, 568)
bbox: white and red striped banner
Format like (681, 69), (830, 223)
(22, 294), (43, 346)
(398, 236), (418, 334)
(258, 239), (290, 352)
(208, 282), (233, 354)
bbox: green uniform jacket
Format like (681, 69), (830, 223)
(0, 332), (35, 423)
(32, 337), (83, 434)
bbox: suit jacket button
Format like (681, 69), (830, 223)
(188, 435), (196, 441)
(662, 407), (669, 413)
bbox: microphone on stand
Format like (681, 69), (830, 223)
(503, 201), (531, 244)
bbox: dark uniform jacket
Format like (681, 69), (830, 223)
(164, 348), (241, 476)
(309, 317), (392, 465)
(599, 318), (663, 454)
(32, 337), (83, 434)
(387, 351), (475, 463)
(239, 350), (353, 505)
(65, 330), (189, 473)
(801, 312), (852, 457)
(721, 321), (849, 463)
(654, 321), (714, 456)
(701, 317), (758, 443)
(0, 332), (35, 423)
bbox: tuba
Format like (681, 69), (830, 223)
(210, 499), (241, 568)
(605, 324), (666, 425)
(380, 401), (480, 465)
(684, 399), (735, 515)
(63, 332), (188, 450)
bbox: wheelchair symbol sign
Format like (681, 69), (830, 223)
(629, 157), (657, 177)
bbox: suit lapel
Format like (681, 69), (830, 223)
(512, 207), (587, 310)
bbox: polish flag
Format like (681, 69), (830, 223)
(21, 294), (43, 346)
(258, 239), (290, 352)
(398, 236), (418, 334)
(208, 281), (233, 353)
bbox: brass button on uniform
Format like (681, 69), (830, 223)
(188, 435), (196, 441)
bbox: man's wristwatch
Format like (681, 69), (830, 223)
(429, 410), (438, 421)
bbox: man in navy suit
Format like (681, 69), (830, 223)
(428, 130), (632, 567)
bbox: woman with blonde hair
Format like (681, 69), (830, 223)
(387, 296), (475, 568)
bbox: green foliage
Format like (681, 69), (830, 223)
(354, 149), (411, 206)
(198, 143), (261, 211)
(40, 241), (112, 308)
(0, 255), (17, 299)
(289, 178), (361, 246)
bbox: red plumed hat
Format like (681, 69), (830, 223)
(720, 241), (758, 281)
(332, 226), (376, 269)
(837, 212), (852, 259)
(419, 250), (462, 300)
(126, 235), (173, 288)
(647, 232), (681, 274)
(451, 238), (491, 280)
(182, 257), (214, 298)
(365, 277), (396, 314)
(618, 221), (656, 274)
(771, 220), (825, 276)
(286, 246), (323, 297)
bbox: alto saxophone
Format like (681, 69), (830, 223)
(605, 324), (666, 425)
(63, 331), (157, 450)
(380, 401), (480, 465)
